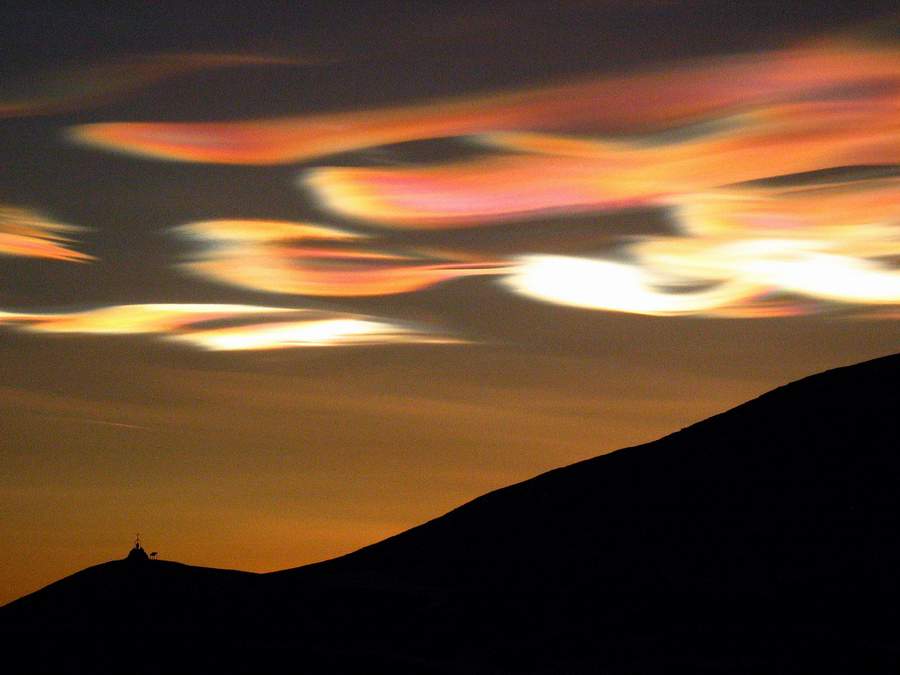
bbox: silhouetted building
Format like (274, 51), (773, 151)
(126, 534), (149, 562)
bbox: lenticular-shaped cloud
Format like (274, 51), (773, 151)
(503, 254), (769, 317)
(55, 38), (900, 321)
(304, 93), (899, 227)
(505, 178), (900, 317)
(0, 205), (93, 262)
(0, 303), (458, 350)
(68, 44), (900, 164)
(173, 219), (503, 296)
(303, 155), (643, 228)
(168, 318), (462, 351)
(0, 303), (292, 334)
(676, 179), (900, 244)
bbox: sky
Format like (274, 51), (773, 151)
(1, 1), (898, 604)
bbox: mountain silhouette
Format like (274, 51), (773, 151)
(3, 353), (899, 674)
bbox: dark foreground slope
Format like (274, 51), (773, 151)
(293, 351), (900, 594)
(3, 353), (900, 674)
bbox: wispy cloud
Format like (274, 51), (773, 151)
(505, 179), (900, 316)
(69, 43), (899, 164)
(0, 205), (93, 262)
(0, 303), (458, 350)
(173, 219), (504, 296)
(41, 414), (151, 431)
(304, 92), (898, 227)
(59, 39), (900, 320)
(1, 53), (299, 118)
(0, 303), (292, 334)
(169, 317), (462, 351)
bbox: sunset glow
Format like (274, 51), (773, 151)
(3, 1), (899, 614)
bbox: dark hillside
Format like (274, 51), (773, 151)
(3, 353), (899, 673)
(288, 352), (900, 595)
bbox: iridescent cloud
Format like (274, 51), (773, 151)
(503, 254), (770, 317)
(304, 93), (899, 227)
(1, 53), (296, 118)
(305, 155), (632, 227)
(69, 44), (900, 164)
(0, 304), (456, 350)
(505, 178), (900, 316)
(0, 303), (292, 334)
(676, 179), (900, 244)
(173, 219), (504, 296)
(0, 205), (93, 262)
(169, 318), (461, 351)
(58, 40), (900, 320)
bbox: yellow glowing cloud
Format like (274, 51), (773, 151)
(1, 53), (297, 118)
(0, 206), (93, 262)
(174, 219), (503, 296)
(0, 304), (457, 350)
(169, 318), (461, 351)
(740, 251), (900, 305)
(69, 44), (900, 164)
(505, 177), (900, 317)
(503, 254), (767, 317)
(635, 238), (900, 305)
(0, 304), (292, 334)
(676, 179), (900, 244)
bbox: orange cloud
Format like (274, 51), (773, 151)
(0, 304), (292, 334)
(55, 39), (900, 321)
(0, 205), (93, 262)
(69, 44), (900, 164)
(675, 179), (900, 246)
(173, 219), (504, 296)
(0, 304), (458, 350)
(304, 93), (899, 227)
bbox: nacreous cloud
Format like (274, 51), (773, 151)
(0, 205), (93, 262)
(173, 220), (503, 296)
(505, 178), (900, 317)
(503, 255), (771, 317)
(69, 44), (899, 165)
(0, 304), (457, 349)
(0, 304), (292, 333)
(168, 318), (462, 351)
(304, 93), (899, 227)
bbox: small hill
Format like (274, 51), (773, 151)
(2, 558), (259, 631)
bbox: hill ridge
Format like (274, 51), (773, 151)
(3, 352), (899, 674)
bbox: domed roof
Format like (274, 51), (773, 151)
(125, 535), (149, 561)
(126, 545), (149, 561)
